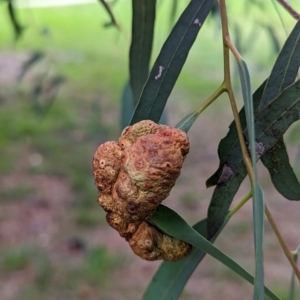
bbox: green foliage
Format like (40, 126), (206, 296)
(147, 206), (279, 300)
(7, 0), (24, 39)
(1, 248), (31, 272)
(74, 209), (104, 227)
(143, 218), (209, 300)
(126, 1), (300, 300)
(259, 19), (300, 199)
(289, 246), (300, 300)
(236, 57), (265, 298)
(80, 246), (118, 285)
(130, 0), (156, 105)
(0, 184), (35, 202)
(1, 0), (300, 299)
(97, 0), (120, 28)
(205, 22), (300, 245)
(130, 0), (215, 124)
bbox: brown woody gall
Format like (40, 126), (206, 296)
(92, 120), (191, 261)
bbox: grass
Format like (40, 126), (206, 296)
(0, 2), (131, 101)
(1, 247), (32, 272)
(0, 1), (283, 104)
(0, 184), (35, 202)
(180, 191), (199, 210)
(82, 246), (119, 284)
(4, 244), (118, 300)
(74, 209), (102, 227)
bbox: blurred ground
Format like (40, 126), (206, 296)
(0, 2), (300, 300)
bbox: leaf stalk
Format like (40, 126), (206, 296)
(265, 206), (300, 282)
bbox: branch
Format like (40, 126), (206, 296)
(276, 0), (300, 20)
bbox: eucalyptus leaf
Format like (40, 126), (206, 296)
(7, 0), (24, 39)
(130, 0), (156, 104)
(175, 110), (200, 133)
(206, 80), (267, 188)
(237, 58), (265, 299)
(120, 82), (135, 130)
(250, 184), (265, 300)
(206, 20), (300, 239)
(120, 81), (168, 130)
(147, 205), (280, 300)
(130, 0), (214, 125)
(207, 79), (300, 238)
(259, 19), (300, 199)
(18, 52), (44, 82)
(143, 212), (229, 300)
(207, 172), (244, 238)
(261, 138), (300, 199)
(288, 245), (300, 300)
(97, 0), (119, 29)
(142, 219), (208, 300)
(259, 20), (300, 109)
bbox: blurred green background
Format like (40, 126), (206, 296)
(0, 1), (300, 299)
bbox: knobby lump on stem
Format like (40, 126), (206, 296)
(92, 120), (191, 261)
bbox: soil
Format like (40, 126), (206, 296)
(0, 53), (299, 300)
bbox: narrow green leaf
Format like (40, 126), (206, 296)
(206, 21), (300, 240)
(251, 185), (265, 300)
(207, 173), (244, 238)
(255, 80), (300, 149)
(147, 205), (281, 300)
(237, 60), (253, 138)
(207, 79), (300, 238)
(206, 80), (267, 187)
(130, 0), (156, 104)
(121, 82), (135, 130)
(130, 0), (214, 125)
(175, 110), (200, 133)
(207, 20), (300, 200)
(260, 20), (300, 109)
(176, 86), (225, 133)
(258, 19), (300, 200)
(120, 81), (168, 130)
(261, 138), (300, 200)
(205, 81), (265, 238)
(144, 212), (230, 300)
(7, 0), (24, 39)
(142, 219), (208, 300)
(97, 0), (119, 29)
(18, 52), (44, 82)
(237, 59), (265, 299)
(288, 245), (300, 300)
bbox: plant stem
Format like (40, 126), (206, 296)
(219, 0), (254, 184)
(211, 191), (253, 247)
(177, 84), (225, 132)
(226, 191), (252, 219)
(223, 190), (300, 283)
(271, 0), (288, 36)
(291, 245), (300, 257)
(265, 205), (300, 282)
(219, 0), (300, 290)
(276, 0), (300, 20)
(194, 84), (226, 116)
(219, 0), (298, 288)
